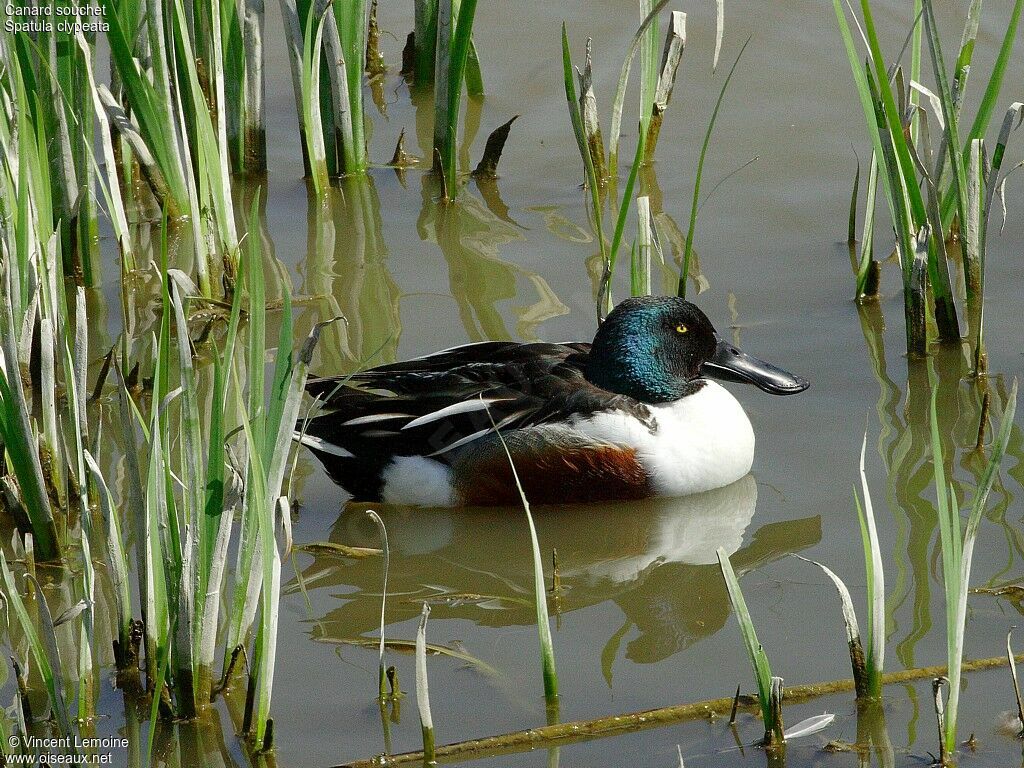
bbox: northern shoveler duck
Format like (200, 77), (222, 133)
(296, 296), (808, 507)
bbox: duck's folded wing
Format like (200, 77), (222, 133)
(300, 341), (646, 459)
(306, 342), (589, 399)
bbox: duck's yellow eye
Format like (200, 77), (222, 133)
(675, 324), (688, 334)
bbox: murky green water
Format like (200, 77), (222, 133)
(25, 0), (1024, 765)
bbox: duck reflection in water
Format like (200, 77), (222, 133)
(290, 475), (821, 664)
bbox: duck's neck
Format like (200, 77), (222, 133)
(585, 338), (704, 404)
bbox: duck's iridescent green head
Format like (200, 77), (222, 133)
(585, 296), (809, 404)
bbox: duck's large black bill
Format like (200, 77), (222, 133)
(701, 339), (809, 395)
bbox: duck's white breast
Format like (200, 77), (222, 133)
(568, 381), (755, 497)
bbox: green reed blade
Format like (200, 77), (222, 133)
(239, 0), (267, 171)
(366, 510), (390, 699)
(98, 0), (189, 214)
(434, 0), (479, 196)
(466, 37), (484, 96)
(856, 153), (879, 298)
(170, 0), (240, 259)
(561, 24), (609, 319)
(863, 64), (915, 283)
(301, 3), (330, 192)
(608, 0), (671, 178)
(38, 317), (64, 501)
(794, 555), (867, 695)
(84, 450), (133, 670)
(256, 497), (284, 748)
(0, 277), (58, 559)
(946, 380), (1017, 752)
(856, 0), (928, 227)
(857, 430), (884, 696)
(964, 140), (985, 370)
(717, 547), (772, 727)
(633, 195), (653, 296)
(0, 555), (76, 738)
(639, 0), (660, 145)
(229, 359), (272, 740)
(332, 0), (368, 172)
(416, 603), (435, 763)
(413, 0), (439, 85)
(939, 0), (1023, 227)
(848, 159), (861, 244)
(484, 402), (558, 702)
(75, 33), (134, 268)
(678, 36), (749, 297)
(922, 1), (970, 290)
(225, 219), (266, 664)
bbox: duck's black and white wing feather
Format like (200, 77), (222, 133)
(299, 341), (649, 462)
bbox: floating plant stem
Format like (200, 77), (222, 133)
(416, 603), (435, 764)
(366, 510), (390, 700)
(339, 652), (1024, 768)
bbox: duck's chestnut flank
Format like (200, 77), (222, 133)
(455, 443), (649, 506)
(297, 296), (809, 507)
